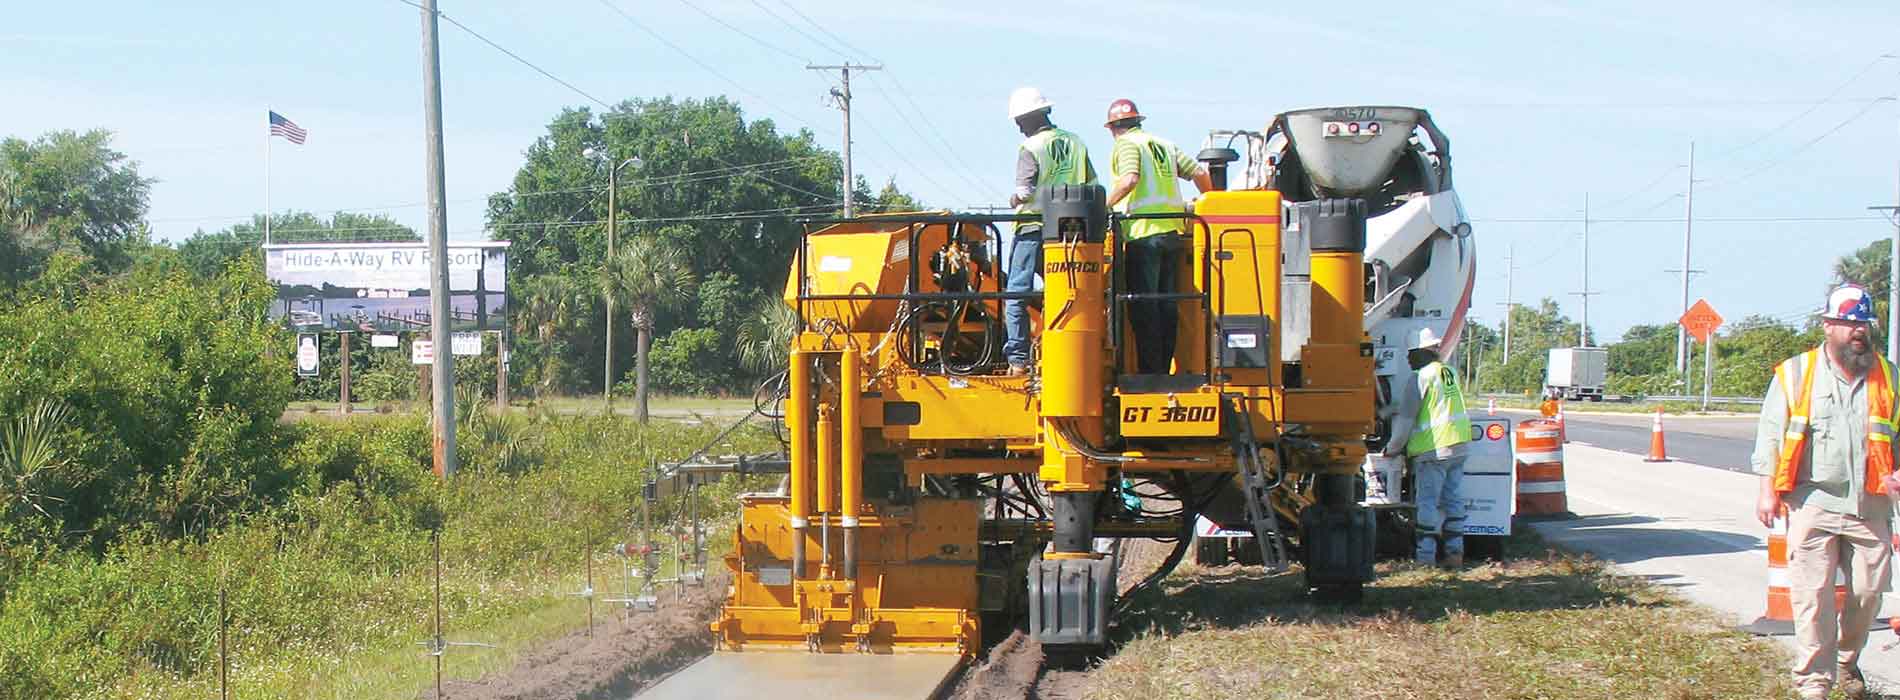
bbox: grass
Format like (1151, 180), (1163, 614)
(0, 412), (770, 700)
(1087, 531), (1796, 700)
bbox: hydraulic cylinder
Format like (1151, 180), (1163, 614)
(839, 347), (863, 579)
(787, 350), (812, 579)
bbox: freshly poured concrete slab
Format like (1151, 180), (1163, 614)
(636, 651), (964, 700)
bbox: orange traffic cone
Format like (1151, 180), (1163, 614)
(1488, 398), (1497, 416)
(1645, 408), (1668, 462)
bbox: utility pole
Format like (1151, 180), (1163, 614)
(808, 63), (881, 216)
(1497, 242), (1516, 364)
(419, 0), (456, 478)
(1571, 194), (1597, 348)
(1677, 142), (1696, 376)
(1877, 204), (1900, 356)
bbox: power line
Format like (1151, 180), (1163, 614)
(773, 0), (874, 61)
(858, 75), (987, 203)
(1594, 163), (1682, 214)
(1707, 54), (1894, 161)
(672, 0), (811, 63)
(262, 202), (844, 238)
(746, 0), (849, 61)
(393, 0), (612, 109)
(151, 157), (830, 225)
(594, 0), (834, 139)
(1700, 96), (1896, 190)
(868, 72), (1002, 202)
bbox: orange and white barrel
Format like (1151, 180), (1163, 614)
(1513, 419), (1569, 517)
(1751, 514), (1848, 634)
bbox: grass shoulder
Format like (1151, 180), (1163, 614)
(1089, 531), (1791, 699)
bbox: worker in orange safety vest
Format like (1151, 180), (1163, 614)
(1752, 284), (1900, 700)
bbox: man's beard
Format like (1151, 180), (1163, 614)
(1835, 337), (1876, 375)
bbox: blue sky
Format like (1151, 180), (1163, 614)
(3, 0), (1898, 341)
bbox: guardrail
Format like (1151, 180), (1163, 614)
(1477, 392), (1763, 406)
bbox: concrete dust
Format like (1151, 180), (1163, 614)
(434, 575), (726, 700)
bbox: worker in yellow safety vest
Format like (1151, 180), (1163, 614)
(1752, 284), (1900, 700)
(1382, 327), (1472, 568)
(1103, 98), (1211, 376)
(1003, 87), (1097, 376)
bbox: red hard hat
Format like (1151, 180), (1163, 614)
(1104, 98), (1144, 127)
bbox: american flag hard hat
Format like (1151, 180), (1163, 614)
(1823, 284), (1876, 323)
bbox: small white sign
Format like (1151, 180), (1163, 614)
(817, 255), (853, 273)
(451, 332), (483, 356)
(1225, 333), (1258, 349)
(1463, 417), (1515, 536)
(296, 334), (320, 377)
(371, 334), (400, 349)
(412, 340), (433, 365)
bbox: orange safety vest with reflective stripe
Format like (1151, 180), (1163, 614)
(1771, 347), (1900, 495)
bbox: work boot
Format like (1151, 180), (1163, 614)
(1839, 665), (1867, 700)
(1007, 364), (1028, 377)
(1439, 552), (1465, 569)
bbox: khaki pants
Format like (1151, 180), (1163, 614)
(1787, 500), (1892, 694)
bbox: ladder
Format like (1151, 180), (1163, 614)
(1226, 396), (1289, 573)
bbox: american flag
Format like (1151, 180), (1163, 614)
(269, 111), (307, 145)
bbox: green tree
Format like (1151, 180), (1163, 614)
(736, 295), (797, 376)
(176, 211), (418, 280)
(602, 235), (696, 421)
(486, 97), (902, 395)
(1471, 299), (1583, 394)
(867, 178), (922, 212)
(511, 271), (593, 397)
(0, 129), (153, 288)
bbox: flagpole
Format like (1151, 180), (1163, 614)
(264, 112), (272, 247)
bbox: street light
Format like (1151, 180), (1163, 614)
(585, 147), (642, 413)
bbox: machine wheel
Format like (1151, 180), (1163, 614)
(1194, 535), (1230, 567)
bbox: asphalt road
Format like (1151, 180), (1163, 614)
(1493, 408), (1761, 473)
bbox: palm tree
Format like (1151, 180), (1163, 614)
(1834, 240), (1889, 299)
(515, 273), (587, 397)
(602, 236), (696, 422)
(736, 295), (798, 376)
(2, 399), (73, 521)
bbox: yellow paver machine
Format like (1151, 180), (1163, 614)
(637, 106), (1472, 698)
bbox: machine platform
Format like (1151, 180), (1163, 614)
(635, 651), (965, 700)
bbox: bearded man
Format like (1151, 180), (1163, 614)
(1753, 284), (1900, 700)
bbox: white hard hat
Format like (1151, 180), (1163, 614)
(1008, 87), (1053, 120)
(1411, 327), (1445, 351)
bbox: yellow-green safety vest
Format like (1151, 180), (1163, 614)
(1406, 360), (1473, 457)
(1111, 129), (1187, 240)
(1016, 128), (1093, 231)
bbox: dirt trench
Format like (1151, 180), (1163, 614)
(433, 575), (726, 700)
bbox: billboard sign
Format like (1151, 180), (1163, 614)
(266, 241), (509, 333)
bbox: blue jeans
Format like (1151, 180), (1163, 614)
(1003, 230), (1041, 367)
(1412, 453), (1467, 564)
